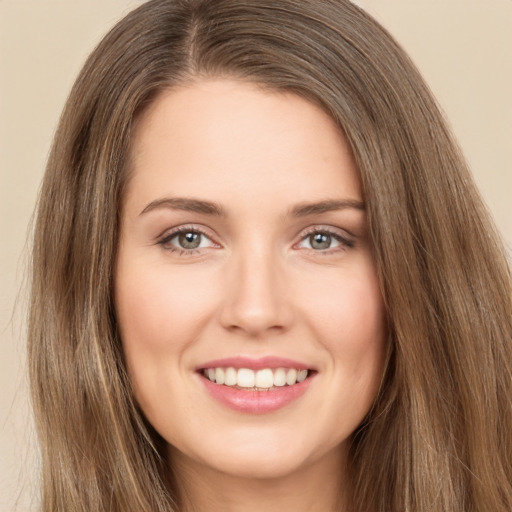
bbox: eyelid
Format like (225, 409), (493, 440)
(294, 225), (355, 251)
(155, 223), (355, 255)
(156, 224), (220, 253)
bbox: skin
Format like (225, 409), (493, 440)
(115, 79), (387, 512)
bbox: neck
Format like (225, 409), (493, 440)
(169, 447), (348, 512)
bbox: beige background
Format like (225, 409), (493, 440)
(1, 1), (510, 510)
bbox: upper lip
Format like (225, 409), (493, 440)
(196, 356), (313, 371)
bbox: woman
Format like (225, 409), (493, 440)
(28, 0), (512, 511)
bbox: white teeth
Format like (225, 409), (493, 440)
(297, 369), (308, 382)
(255, 369), (274, 389)
(273, 368), (287, 387)
(286, 368), (298, 386)
(225, 367), (237, 386)
(237, 368), (255, 388)
(215, 368), (225, 385)
(203, 366), (310, 388)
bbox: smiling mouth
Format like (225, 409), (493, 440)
(201, 367), (313, 390)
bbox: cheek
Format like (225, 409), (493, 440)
(304, 265), (385, 344)
(115, 260), (217, 355)
(337, 280), (386, 359)
(114, 260), (217, 420)
(339, 277), (385, 367)
(301, 264), (387, 391)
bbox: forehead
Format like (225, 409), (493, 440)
(125, 79), (362, 215)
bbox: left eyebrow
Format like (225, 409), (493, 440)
(288, 199), (365, 217)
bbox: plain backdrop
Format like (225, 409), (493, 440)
(1, 1), (510, 510)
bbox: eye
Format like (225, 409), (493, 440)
(305, 232), (338, 250)
(296, 228), (354, 252)
(175, 231), (204, 250)
(157, 227), (216, 253)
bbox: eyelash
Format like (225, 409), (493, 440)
(156, 225), (215, 256)
(296, 227), (355, 254)
(156, 225), (355, 256)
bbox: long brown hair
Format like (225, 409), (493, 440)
(28, 1), (512, 510)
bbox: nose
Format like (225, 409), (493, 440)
(219, 245), (294, 337)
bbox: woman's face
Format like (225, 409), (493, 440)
(115, 79), (386, 481)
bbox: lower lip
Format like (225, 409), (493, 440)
(199, 374), (314, 414)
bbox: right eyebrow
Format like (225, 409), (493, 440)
(139, 197), (227, 217)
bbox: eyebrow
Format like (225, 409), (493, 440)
(139, 197), (226, 217)
(289, 199), (365, 217)
(139, 197), (365, 218)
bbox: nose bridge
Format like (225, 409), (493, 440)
(220, 237), (291, 336)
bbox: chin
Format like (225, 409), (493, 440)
(169, 429), (343, 482)
(216, 452), (308, 480)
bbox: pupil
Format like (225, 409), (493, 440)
(311, 233), (331, 250)
(179, 232), (201, 249)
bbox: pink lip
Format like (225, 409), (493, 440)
(200, 377), (313, 414)
(196, 356), (315, 414)
(196, 356), (311, 371)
